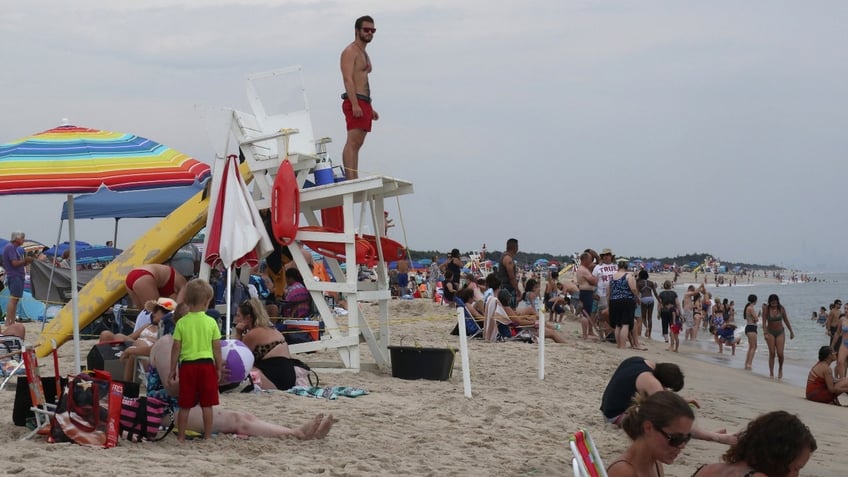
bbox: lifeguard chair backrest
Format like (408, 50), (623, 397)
(271, 159), (299, 245)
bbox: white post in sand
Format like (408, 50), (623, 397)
(456, 308), (472, 398)
(538, 307), (545, 380)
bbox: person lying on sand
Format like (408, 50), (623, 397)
(148, 334), (335, 439)
(600, 356), (737, 445)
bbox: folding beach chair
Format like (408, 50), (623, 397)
(570, 429), (608, 477)
(0, 335), (26, 390)
(20, 344), (61, 440)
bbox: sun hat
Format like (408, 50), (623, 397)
(601, 248), (613, 255)
(156, 297), (176, 312)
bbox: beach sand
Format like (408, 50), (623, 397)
(1, 293), (841, 477)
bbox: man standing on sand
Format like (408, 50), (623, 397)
(593, 248), (617, 336)
(340, 15), (379, 180)
(576, 251), (599, 340)
(496, 238), (520, 307)
(3, 231), (33, 329)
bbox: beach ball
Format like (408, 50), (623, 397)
(219, 339), (254, 385)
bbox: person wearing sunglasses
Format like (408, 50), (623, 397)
(340, 14), (379, 180)
(607, 390), (695, 477)
(691, 411), (816, 477)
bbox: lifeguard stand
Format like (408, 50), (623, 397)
(225, 67), (412, 371)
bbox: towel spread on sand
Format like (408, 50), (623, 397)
(287, 386), (369, 400)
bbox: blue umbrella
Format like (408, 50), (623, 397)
(43, 241), (92, 258)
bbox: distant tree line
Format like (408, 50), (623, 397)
(406, 249), (780, 271)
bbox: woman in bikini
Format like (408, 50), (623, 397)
(234, 297), (300, 390)
(99, 297), (172, 381)
(743, 294), (759, 370)
(607, 390), (694, 477)
(636, 270), (659, 339)
(761, 294), (795, 379)
(691, 411), (815, 477)
(125, 263), (188, 310)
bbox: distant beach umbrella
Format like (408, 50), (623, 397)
(0, 124), (211, 372)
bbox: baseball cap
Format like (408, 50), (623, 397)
(156, 297), (176, 312)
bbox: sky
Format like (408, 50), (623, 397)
(0, 1), (846, 271)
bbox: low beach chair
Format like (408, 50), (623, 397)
(0, 335), (26, 390)
(570, 429), (608, 477)
(20, 345), (60, 440)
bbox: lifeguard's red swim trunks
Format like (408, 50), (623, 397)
(342, 96), (373, 132)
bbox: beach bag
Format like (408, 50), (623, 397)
(49, 371), (120, 447)
(292, 358), (319, 387)
(119, 395), (174, 442)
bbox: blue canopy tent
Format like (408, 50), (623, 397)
(58, 180), (206, 248)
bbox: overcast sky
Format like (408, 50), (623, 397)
(1, 1), (845, 271)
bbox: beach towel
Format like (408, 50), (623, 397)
(287, 386), (369, 400)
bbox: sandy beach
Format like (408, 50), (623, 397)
(1, 284), (841, 477)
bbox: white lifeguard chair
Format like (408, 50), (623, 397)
(218, 66), (413, 372)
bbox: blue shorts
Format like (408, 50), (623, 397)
(579, 290), (594, 316)
(7, 276), (24, 298)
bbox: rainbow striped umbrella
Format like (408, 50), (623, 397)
(0, 124), (211, 371)
(0, 125), (210, 194)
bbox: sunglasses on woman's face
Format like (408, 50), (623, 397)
(657, 427), (692, 448)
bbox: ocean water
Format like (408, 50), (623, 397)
(646, 273), (847, 388)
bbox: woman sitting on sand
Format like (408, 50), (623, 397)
(234, 297), (301, 391)
(607, 390), (694, 477)
(99, 297), (172, 381)
(761, 294), (795, 379)
(807, 345), (848, 405)
(148, 334), (334, 439)
(691, 411), (815, 477)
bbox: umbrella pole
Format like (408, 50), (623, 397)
(41, 219), (65, 335)
(225, 266), (232, 338)
(68, 195), (81, 374)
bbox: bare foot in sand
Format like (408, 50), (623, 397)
(293, 414), (324, 440)
(314, 414), (337, 439)
(296, 413), (336, 440)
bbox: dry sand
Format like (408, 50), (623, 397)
(1, 295), (842, 477)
